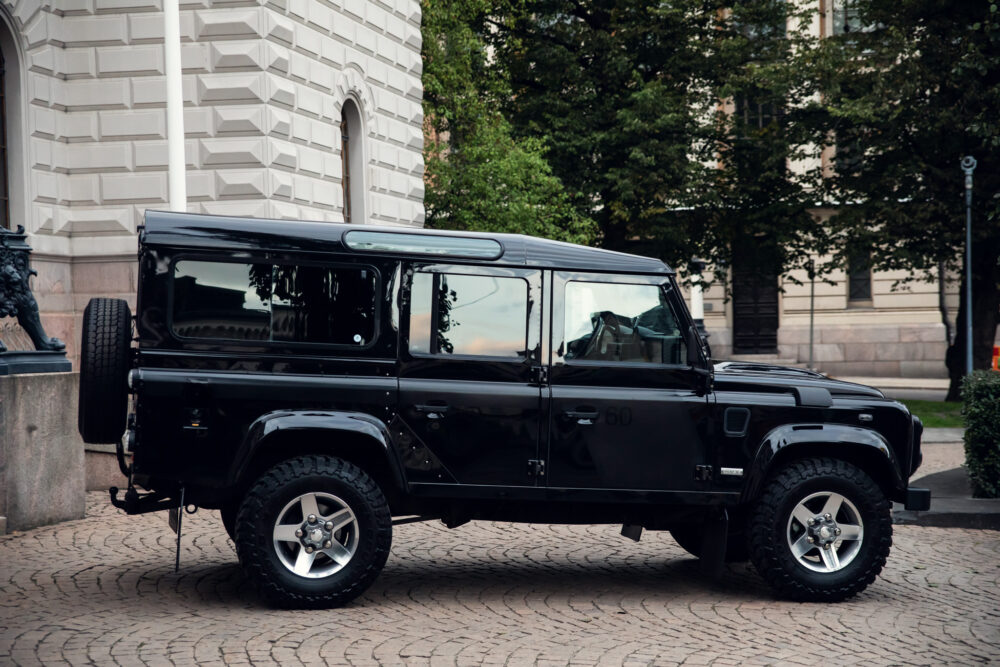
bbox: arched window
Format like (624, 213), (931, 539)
(340, 99), (365, 224)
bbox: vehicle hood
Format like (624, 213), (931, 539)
(712, 361), (885, 399)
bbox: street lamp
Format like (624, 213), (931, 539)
(961, 156), (976, 375)
(807, 259), (816, 371)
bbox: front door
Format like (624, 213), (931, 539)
(732, 247), (779, 354)
(398, 263), (543, 486)
(546, 272), (710, 491)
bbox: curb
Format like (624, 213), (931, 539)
(892, 504), (1000, 531)
(891, 465), (1000, 530)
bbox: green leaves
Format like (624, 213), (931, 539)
(962, 371), (1000, 498)
(421, 0), (596, 244)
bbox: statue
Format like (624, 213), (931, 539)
(0, 225), (70, 374)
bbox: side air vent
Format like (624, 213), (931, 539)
(723, 407), (751, 437)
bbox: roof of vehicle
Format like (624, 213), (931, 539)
(141, 210), (673, 275)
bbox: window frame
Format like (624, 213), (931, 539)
(167, 253), (382, 351)
(404, 264), (535, 364)
(555, 275), (689, 370)
(846, 254), (873, 306)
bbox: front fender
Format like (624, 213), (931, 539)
(228, 410), (406, 490)
(740, 423), (904, 502)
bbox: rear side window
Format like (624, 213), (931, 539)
(563, 281), (686, 365)
(408, 272), (528, 358)
(172, 260), (377, 346)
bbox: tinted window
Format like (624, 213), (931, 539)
(409, 272), (527, 358)
(173, 260), (377, 345)
(173, 261), (271, 340)
(345, 230), (502, 260)
(563, 281), (686, 365)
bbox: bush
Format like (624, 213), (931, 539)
(962, 371), (1000, 498)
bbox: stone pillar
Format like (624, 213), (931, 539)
(0, 373), (86, 533)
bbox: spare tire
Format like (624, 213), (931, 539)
(78, 298), (132, 444)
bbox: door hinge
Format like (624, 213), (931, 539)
(694, 465), (713, 481)
(532, 366), (549, 385)
(527, 459), (546, 478)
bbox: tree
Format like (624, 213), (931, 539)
(421, 0), (596, 244)
(487, 1), (821, 288)
(807, 0), (1000, 399)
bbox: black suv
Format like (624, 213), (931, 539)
(79, 210), (930, 607)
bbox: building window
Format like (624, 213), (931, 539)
(0, 44), (10, 229)
(831, 0), (873, 36)
(340, 116), (351, 222)
(847, 253), (872, 303)
(340, 99), (365, 224)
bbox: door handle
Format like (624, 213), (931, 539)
(563, 409), (600, 425)
(415, 403), (450, 419)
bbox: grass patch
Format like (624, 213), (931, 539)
(900, 399), (964, 428)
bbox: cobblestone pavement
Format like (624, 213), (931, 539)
(912, 441), (964, 479)
(1, 492), (998, 666)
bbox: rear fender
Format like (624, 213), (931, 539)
(740, 423), (904, 502)
(228, 410), (406, 491)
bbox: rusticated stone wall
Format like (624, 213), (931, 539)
(0, 0), (424, 365)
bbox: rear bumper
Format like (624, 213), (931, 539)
(904, 487), (931, 511)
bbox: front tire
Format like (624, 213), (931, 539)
(748, 458), (891, 602)
(234, 455), (392, 608)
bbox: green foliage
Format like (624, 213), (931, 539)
(421, 0), (596, 244)
(805, 0), (1000, 386)
(488, 1), (821, 283)
(961, 371), (1000, 498)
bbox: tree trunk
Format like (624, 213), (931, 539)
(945, 240), (1000, 401)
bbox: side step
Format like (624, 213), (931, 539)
(109, 486), (178, 515)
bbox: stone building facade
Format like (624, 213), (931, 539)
(0, 0), (424, 363)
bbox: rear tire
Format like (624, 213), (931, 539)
(78, 298), (131, 444)
(748, 457), (891, 602)
(234, 455), (392, 608)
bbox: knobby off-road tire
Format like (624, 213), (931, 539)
(670, 513), (750, 563)
(235, 455), (392, 608)
(748, 457), (891, 602)
(78, 298), (131, 444)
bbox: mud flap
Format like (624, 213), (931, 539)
(699, 508), (728, 579)
(167, 487), (185, 573)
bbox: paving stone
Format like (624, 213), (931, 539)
(0, 491), (998, 666)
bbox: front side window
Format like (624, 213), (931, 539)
(173, 260), (377, 345)
(563, 281), (686, 365)
(409, 272), (528, 358)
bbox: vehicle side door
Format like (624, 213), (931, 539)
(398, 263), (544, 487)
(546, 272), (711, 492)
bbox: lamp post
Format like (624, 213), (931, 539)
(961, 156), (976, 375)
(807, 259), (816, 371)
(164, 0), (187, 212)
